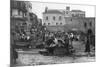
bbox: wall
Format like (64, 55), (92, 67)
(12, 9), (18, 16)
(43, 16), (95, 34)
(43, 13), (65, 26)
(71, 11), (85, 17)
(64, 17), (95, 34)
(64, 10), (72, 17)
(11, 9), (25, 18)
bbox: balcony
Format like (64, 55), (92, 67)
(11, 15), (28, 21)
(11, 1), (27, 12)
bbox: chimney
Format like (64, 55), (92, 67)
(45, 7), (48, 12)
(66, 6), (70, 11)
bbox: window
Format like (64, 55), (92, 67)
(56, 23), (58, 25)
(25, 12), (27, 16)
(84, 22), (87, 28)
(18, 10), (20, 15)
(71, 19), (72, 21)
(48, 23), (50, 25)
(23, 23), (27, 25)
(22, 12), (24, 17)
(89, 21), (92, 27)
(46, 16), (48, 20)
(80, 14), (83, 17)
(53, 16), (55, 21)
(60, 23), (62, 25)
(20, 11), (23, 16)
(43, 23), (46, 25)
(66, 11), (68, 14)
(72, 14), (74, 17)
(59, 16), (62, 20)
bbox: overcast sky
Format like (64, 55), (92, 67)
(31, 1), (95, 19)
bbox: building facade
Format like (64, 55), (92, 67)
(43, 7), (66, 26)
(42, 6), (95, 34)
(71, 10), (85, 18)
(42, 6), (85, 26)
(64, 17), (95, 33)
(10, 0), (32, 36)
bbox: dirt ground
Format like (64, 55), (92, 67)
(15, 41), (95, 66)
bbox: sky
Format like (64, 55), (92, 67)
(31, 1), (95, 19)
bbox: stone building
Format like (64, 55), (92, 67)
(71, 10), (85, 18)
(10, 0), (32, 36)
(42, 6), (95, 34)
(42, 6), (85, 26)
(64, 17), (95, 34)
(43, 7), (66, 26)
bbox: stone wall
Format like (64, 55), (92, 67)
(43, 14), (65, 26)
(64, 17), (95, 34)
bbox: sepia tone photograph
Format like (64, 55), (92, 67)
(10, 0), (95, 66)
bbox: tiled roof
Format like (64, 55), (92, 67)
(43, 10), (64, 14)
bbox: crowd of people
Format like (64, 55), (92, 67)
(41, 31), (79, 54)
(14, 27), (95, 52)
(41, 28), (95, 55)
(13, 25), (95, 53)
(11, 25), (95, 64)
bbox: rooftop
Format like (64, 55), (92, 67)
(43, 10), (64, 14)
(71, 10), (84, 12)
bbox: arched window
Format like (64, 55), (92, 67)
(66, 11), (68, 14)
(60, 22), (62, 25)
(71, 18), (72, 21)
(59, 16), (62, 20)
(53, 16), (55, 21)
(48, 23), (50, 25)
(22, 23), (27, 25)
(72, 14), (74, 17)
(46, 16), (48, 20)
(87, 29), (93, 35)
(43, 23), (46, 25)
(84, 22), (87, 28)
(18, 10), (20, 15)
(56, 23), (58, 25)
(89, 21), (92, 27)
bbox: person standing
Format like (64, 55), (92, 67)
(64, 35), (70, 54)
(85, 29), (93, 55)
(85, 35), (90, 53)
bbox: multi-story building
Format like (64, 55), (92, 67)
(71, 10), (85, 18)
(42, 6), (95, 34)
(63, 7), (72, 17)
(42, 6), (85, 26)
(43, 7), (66, 26)
(64, 17), (95, 33)
(11, 0), (27, 18)
(10, 0), (32, 35)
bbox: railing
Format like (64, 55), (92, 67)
(11, 1), (27, 12)
(11, 15), (28, 21)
